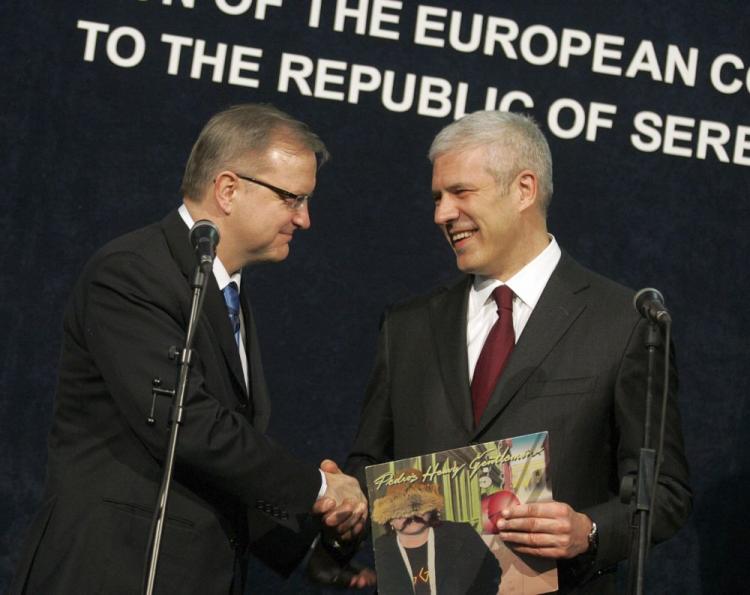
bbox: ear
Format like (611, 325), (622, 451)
(515, 170), (539, 213)
(213, 171), (240, 215)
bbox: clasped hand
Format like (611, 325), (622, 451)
(313, 459), (368, 542)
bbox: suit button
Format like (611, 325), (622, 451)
(236, 403), (248, 411)
(229, 537), (237, 549)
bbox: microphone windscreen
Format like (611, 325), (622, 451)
(190, 219), (220, 248)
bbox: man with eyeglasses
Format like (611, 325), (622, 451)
(10, 104), (367, 595)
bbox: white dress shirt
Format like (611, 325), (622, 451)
(178, 205), (248, 388)
(467, 236), (562, 382)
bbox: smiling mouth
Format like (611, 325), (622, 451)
(449, 229), (478, 246)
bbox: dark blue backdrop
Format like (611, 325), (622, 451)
(2, 1), (748, 593)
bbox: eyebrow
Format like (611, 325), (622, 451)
(438, 183), (477, 196)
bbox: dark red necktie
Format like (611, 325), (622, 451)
(471, 285), (515, 425)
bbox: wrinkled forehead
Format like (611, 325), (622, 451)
(431, 146), (497, 189)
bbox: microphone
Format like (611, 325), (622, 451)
(190, 220), (220, 271)
(633, 288), (671, 325)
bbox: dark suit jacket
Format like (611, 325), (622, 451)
(375, 521), (501, 595)
(347, 253), (691, 594)
(11, 210), (321, 595)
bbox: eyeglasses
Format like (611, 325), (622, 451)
(235, 174), (311, 210)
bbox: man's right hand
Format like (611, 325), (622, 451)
(313, 459), (368, 541)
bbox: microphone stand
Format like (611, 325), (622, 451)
(143, 262), (211, 595)
(621, 319), (672, 595)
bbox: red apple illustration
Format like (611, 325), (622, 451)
(481, 490), (521, 534)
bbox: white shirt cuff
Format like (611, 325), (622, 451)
(317, 468), (327, 499)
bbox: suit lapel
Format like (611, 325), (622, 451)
(472, 253), (590, 438)
(429, 277), (475, 434)
(240, 281), (272, 430)
(203, 277), (250, 400)
(161, 210), (249, 402)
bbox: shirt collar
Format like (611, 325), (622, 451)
(470, 235), (562, 312)
(178, 204), (241, 292)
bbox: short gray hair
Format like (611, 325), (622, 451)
(428, 111), (553, 213)
(181, 104), (329, 199)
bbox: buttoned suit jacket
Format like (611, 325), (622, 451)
(11, 210), (321, 595)
(347, 252), (691, 594)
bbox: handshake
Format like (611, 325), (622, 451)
(310, 459), (376, 589)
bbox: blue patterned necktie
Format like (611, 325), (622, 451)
(222, 281), (241, 347)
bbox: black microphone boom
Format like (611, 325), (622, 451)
(145, 221), (217, 595)
(633, 287), (671, 325)
(190, 220), (220, 271)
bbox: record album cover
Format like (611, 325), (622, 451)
(365, 432), (558, 595)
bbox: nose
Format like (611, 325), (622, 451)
(292, 202), (311, 230)
(434, 195), (458, 226)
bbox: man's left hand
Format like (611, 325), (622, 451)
(307, 539), (376, 589)
(496, 500), (592, 559)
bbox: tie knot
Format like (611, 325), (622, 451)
(492, 285), (514, 312)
